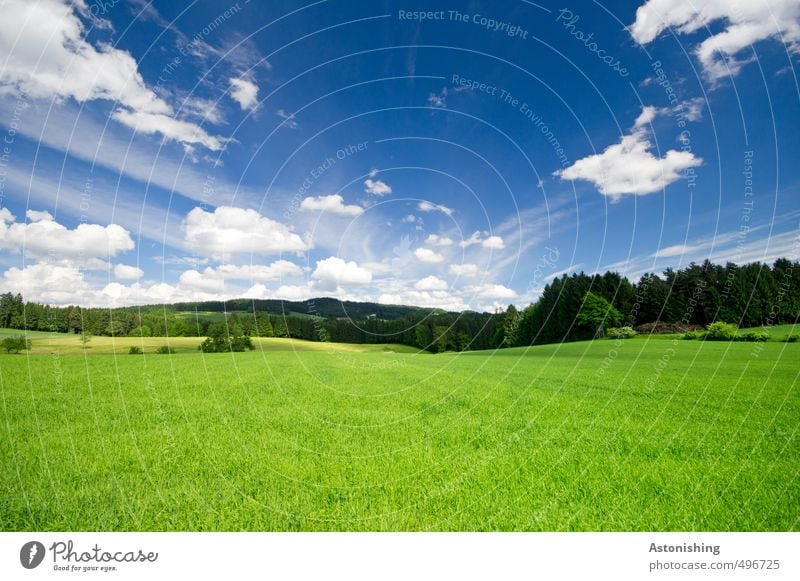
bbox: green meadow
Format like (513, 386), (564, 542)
(0, 335), (797, 531)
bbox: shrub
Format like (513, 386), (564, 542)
(198, 323), (255, 353)
(738, 330), (770, 342)
(1, 335), (31, 354)
(128, 346), (143, 355)
(155, 345), (175, 354)
(705, 321), (738, 341)
(782, 334), (799, 343)
(607, 326), (637, 339)
(682, 330), (704, 340)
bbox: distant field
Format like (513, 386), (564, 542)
(0, 329), (419, 355)
(1, 338), (797, 531)
(739, 323), (798, 340)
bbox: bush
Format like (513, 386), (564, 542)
(155, 345), (175, 354)
(1, 335), (31, 354)
(705, 321), (738, 341)
(128, 346), (143, 355)
(782, 334), (799, 343)
(682, 330), (705, 340)
(607, 326), (637, 339)
(198, 323), (255, 353)
(738, 330), (770, 342)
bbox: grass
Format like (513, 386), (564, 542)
(0, 329), (419, 355)
(0, 337), (797, 531)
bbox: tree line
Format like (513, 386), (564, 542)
(1, 258), (796, 352)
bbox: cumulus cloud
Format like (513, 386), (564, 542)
(467, 283), (518, 299)
(418, 201), (454, 216)
(273, 284), (314, 300)
(183, 206), (309, 259)
(482, 235), (505, 250)
(425, 234), (454, 246)
(378, 290), (468, 312)
(229, 77), (259, 111)
(449, 263), (481, 277)
(2, 263), (93, 305)
(114, 264), (144, 280)
(0, 209), (134, 259)
(629, 0), (800, 81)
(26, 209), (53, 222)
(415, 275), (448, 291)
(200, 260), (303, 281)
(554, 106), (702, 199)
(458, 231), (506, 249)
(414, 248), (445, 263)
(179, 269), (226, 293)
(300, 194), (364, 216)
(0, 0), (226, 150)
(364, 178), (392, 196)
(312, 257), (372, 290)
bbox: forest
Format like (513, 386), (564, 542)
(1, 258), (797, 352)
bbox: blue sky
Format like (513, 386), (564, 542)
(0, 0), (798, 310)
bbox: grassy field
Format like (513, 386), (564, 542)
(0, 337), (797, 531)
(0, 329), (420, 355)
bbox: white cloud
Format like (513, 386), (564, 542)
(364, 179), (392, 196)
(276, 109), (298, 129)
(679, 97), (705, 122)
(425, 234), (454, 246)
(300, 194), (364, 216)
(114, 264), (144, 280)
(229, 77), (259, 111)
(26, 209), (53, 222)
(111, 109), (226, 151)
(2, 263), (93, 305)
(458, 231), (505, 250)
(179, 269), (226, 293)
(183, 206), (310, 259)
(482, 235), (505, 250)
(414, 248), (445, 263)
(554, 106), (702, 199)
(0, 0), (225, 150)
(418, 201), (454, 216)
(402, 214), (417, 224)
(241, 284), (269, 299)
(202, 260), (303, 281)
(415, 275), (448, 291)
(459, 231), (483, 248)
(652, 243), (700, 258)
(273, 284), (314, 300)
(427, 88), (447, 108)
(449, 263), (481, 277)
(312, 257), (372, 288)
(629, 0), (800, 81)
(0, 209), (134, 259)
(467, 283), (518, 299)
(378, 290), (468, 312)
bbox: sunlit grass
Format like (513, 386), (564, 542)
(1, 339), (797, 531)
